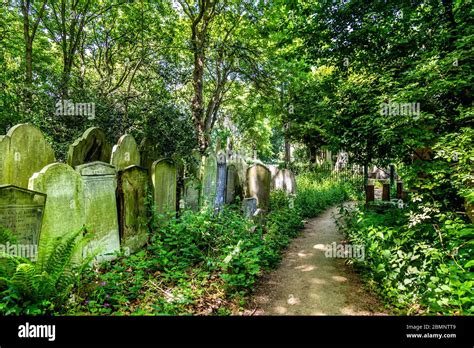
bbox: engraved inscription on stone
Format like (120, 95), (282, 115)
(0, 185), (46, 247)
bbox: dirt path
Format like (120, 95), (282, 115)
(251, 205), (387, 315)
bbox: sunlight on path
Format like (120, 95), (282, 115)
(251, 205), (388, 315)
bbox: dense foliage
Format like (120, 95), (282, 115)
(338, 203), (473, 315)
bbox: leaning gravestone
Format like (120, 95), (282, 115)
(214, 151), (227, 210)
(243, 197), (257, 218)
(272, 169), (297, 195)
(201, 153), (217, 206)
(152, 159), (177, 214)
(76, 162), (120, 262)
(110, 134), (140, 171)
(0, 185), (46, 256)
(117, 165), (149, 254)
(67, 127), (112, 168)
(1, 124), (55, 188)
(246, 164), (271, 212)
(183, 177), (200, 211)
(29, 163), (84, 251)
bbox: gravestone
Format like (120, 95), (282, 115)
(67, 127), (112, 168)
(0, 185), (46, 254)
(226, 164), (239, 204)
(184, 177), (200, 211)
(214, 151), (227, 210)
(110, 134), (140, 171)
(243, 197), (257, 218)
(29, 163), (84, 251)
(246, 164), (271, 211)
(201, 153), (217, 206)
(1, 124), (55, 188)
(76, 162), (120, 261)
(382, 183), (390, 201)
(117, 165), (149, 254)
(152, 159), (177, 214)
(272, 169), (297, 194)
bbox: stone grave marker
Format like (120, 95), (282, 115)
(272, 169), (297, 194)
(29, 163), (84, 251)
(67, 127), (112, 168)
(184, 177), (200, 211)
(1, 124), (55, 188)
(214, 151), (227, 210)
(201, 153), (217, 206)
(243, 197), (257, 218)
(226, 164), (243, 204)
(0, 185), (46, 258)
(117, 165), (149, 254)
(152, 159), (177, 215)
(75, 162), (120, 262)
(246, 164), (271, 212)
(111, 134), (140, 171)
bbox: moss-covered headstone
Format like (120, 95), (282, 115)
(67, 127), (112, 168)
(0, 124), (55, 188)
(117, 165), (149, 253)
(246, 164), (271, 212)
(75, 161), (120, 262)
(226, 164), (243, 204)
(111, 134), (140, 171)
(29, 163), (84, 251)
(184, 177), (200, 211)
(152, 159), (177, 215)
(201, 153), (217, 206)
(0, 185), (46, 255)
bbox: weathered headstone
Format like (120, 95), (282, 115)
(272, 169), (297, 194)
(226, 164), (242, 204)
(76, 162), (120, 261)
(67, 127), (112, 168)
(243, 197), (257, 218)
(183, 177), (200, 211)
(117, 165), (149, 254)
(0, 185), (46, 256)
(246, 164), (271, 211)
(29, 163), (84, 250)
(201, 153), (217, 206)
(110, 134), (140, 171)
(1, 124), (55, 188)
(214, 151), (227, 210)
(152, 159), (177, 214)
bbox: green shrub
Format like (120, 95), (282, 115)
(0, 227), (91, 315)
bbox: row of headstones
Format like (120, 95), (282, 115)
(0, 124), (179, 261)
(0, 124), (297, 262)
